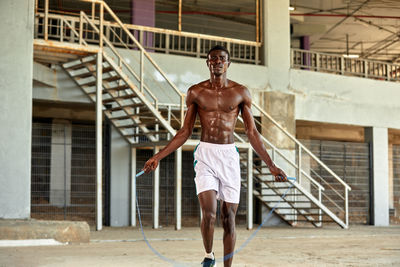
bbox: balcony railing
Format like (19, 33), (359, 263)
(292, 48), (400, 82)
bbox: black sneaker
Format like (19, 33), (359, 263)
(201, 256), (216, 267)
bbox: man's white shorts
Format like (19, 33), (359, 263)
(193, 141), (241, 204)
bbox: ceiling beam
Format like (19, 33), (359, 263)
(310, 0), (371, 46)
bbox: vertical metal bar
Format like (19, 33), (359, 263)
(79, 12), (83, 45)
(167, 105), (172, 140)
(319, 187), (322, 227)
(140, 50), (144, 93)
(165, 34), (170, 54)
(196, 37), (200, 57)
(256, 0), (259, 43)
(60, 19), (64, 42)
(297, 145), (302, 185)
(130, 147), (137, 227)
(178, 0), (182, 32)
(364, 60), (368, 78)
(386, 64), (391, 81)
(180, 95), (185, 128)
(316, 52), (320, 71)
(99, 3), (104, 48)
(70, 21), (75, 43)
(255, 45), (259, 65)
(96, 51), (103, 231)
(259, 0), (263, 43)
(247, 147), (253, 230)
(63, 124), (67, 220)
(175, 147), (182, 230)
(44, 0), (49, 40)
(92, 1), (95, 20)
(153, 146), (160, 229)
(341, 56), (345, 75)
(345, 188), (349, 227)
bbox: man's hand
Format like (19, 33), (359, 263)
(269, 165), (287, 182)
(143, 156), (160, 173)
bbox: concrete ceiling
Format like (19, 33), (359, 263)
(290, 0), (400, 62)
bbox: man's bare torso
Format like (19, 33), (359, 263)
(188, 79), (247, 144)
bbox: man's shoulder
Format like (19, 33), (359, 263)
(187, 80), (209, 93)
(228, 80), (248, 92)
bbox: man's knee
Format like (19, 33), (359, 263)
(202, 210), (216, 225)
(221, 210), (236, 233)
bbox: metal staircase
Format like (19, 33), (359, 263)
(34, 0), (351, 229)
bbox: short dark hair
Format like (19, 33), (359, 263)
(207, 45), (230, 61)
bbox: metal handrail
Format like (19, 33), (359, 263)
(252, 102), (351, 191)
(292, 48), (400, 82)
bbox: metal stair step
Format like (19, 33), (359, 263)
(81, 75), (122, 87)
(109, 103), (147, 111)
(73, 66), (114, 79)
(66, 58), (97, 70)
(123, 130), (169, 138)
(102, 94), (138, 104)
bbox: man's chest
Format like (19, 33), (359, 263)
(195, 88), (243, 112)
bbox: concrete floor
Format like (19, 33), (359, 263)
(1, 225), (399, 266)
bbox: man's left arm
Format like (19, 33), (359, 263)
(240, 87), (287, 182)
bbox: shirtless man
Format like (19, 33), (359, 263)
(143, 45), (287, 267)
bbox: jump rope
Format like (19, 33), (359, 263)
(135, 169), (296, 266)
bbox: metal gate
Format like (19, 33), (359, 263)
(300, 140), (371, 224)
(31, 121), (105, 225)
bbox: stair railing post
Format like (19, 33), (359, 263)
(175, 147), (182, 230)
(91, 1), (95, 20)
(297, 144), (302, 185)
(130, 147), (137, 227)
(96, 51), (103, 231)
(99, 3), (104, 48)
(153, 146), (160, 229)
(345, 188), (349, 228)
(140, 50), (144, 93)
(44, 0), (49, 40)
(167, 104), (172, 140)
(318, 187), (322, 227)
(180, 95), (185, 128)
(79, 12), (83, 45)
(247, 146), (253, 230)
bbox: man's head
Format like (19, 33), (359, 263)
(206, 45), (231, 76)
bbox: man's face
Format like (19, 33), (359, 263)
(207, 50), (230, 76)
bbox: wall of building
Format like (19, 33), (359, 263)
(290, 69), (400, 129)
(0, 0), (34, 218)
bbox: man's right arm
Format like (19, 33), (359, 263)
(143, 86), (198, 173)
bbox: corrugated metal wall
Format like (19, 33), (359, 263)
(392, 145), (400, 224)
(31, 122), (106, 225)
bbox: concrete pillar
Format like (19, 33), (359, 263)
(0, 0), (34, 219)
(131, 0), (155, 48)
(110, 127), (130, 226)
(263, 0), (290, 91)
(49, 121), (72, 207)
(365, 127), (389, 226)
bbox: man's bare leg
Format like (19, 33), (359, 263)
(198, 190), (217, 255)
(220, 201), (238, 267)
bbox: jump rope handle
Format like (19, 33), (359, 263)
(136, 170), (145, 178)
